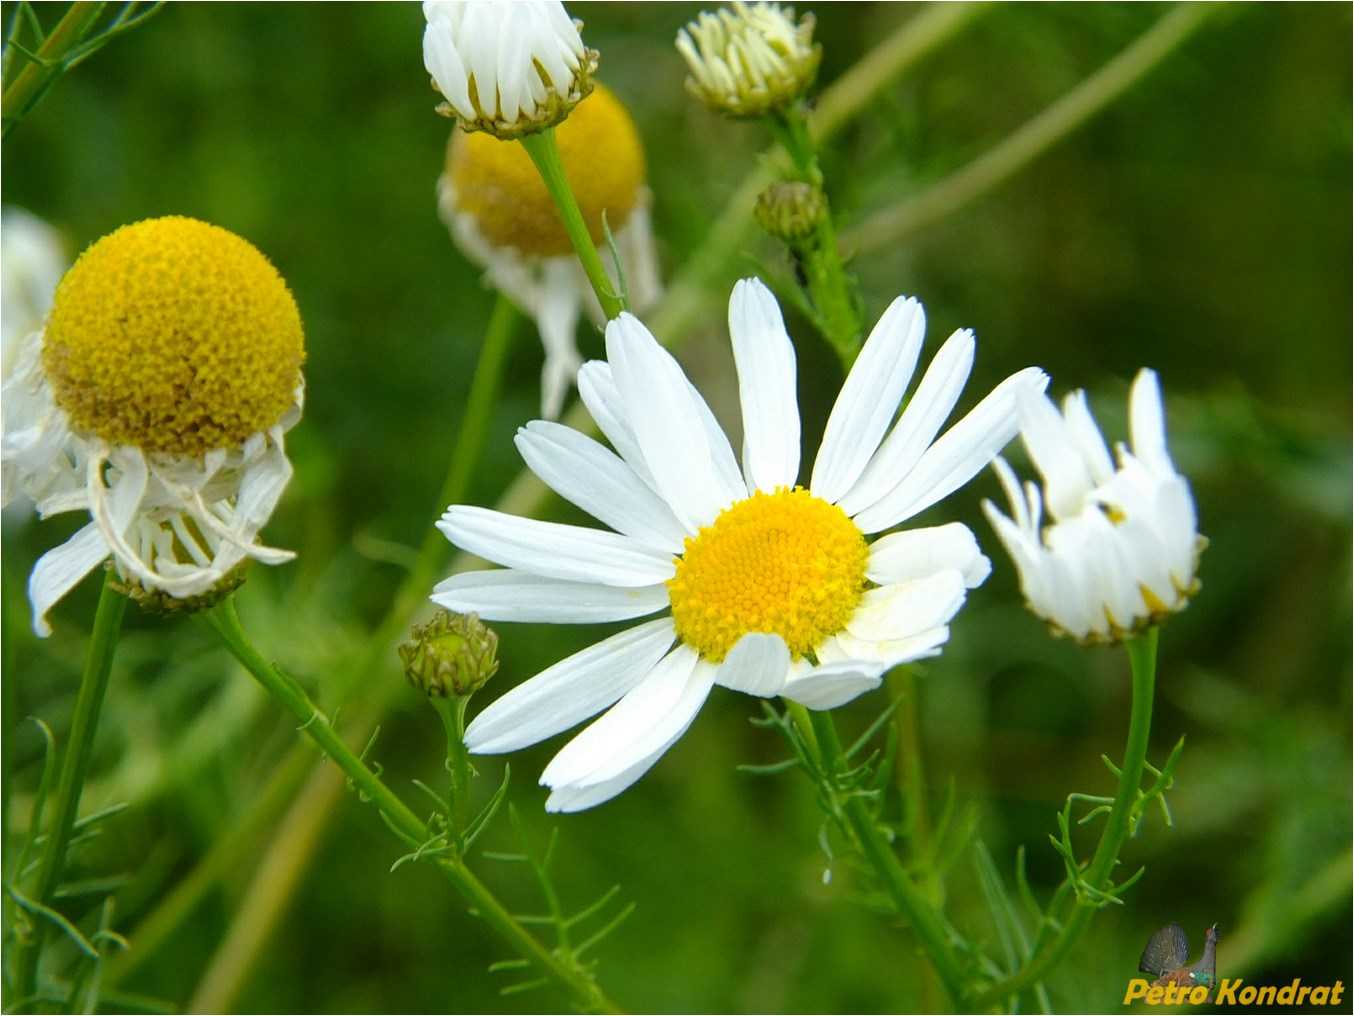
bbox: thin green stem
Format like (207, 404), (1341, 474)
(2, 2), (103, 135)
(518, 127), (625, 319)
(805, 709), (967, 1009)
(11, 571), (127, 1008)
(848, 3), (1223, 253)
(196, 598), (621, 1015)
(439, 695), (473, 837)
(972, 627), (1160, 1009)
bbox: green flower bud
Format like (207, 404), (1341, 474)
(400, 609), (500, 699)
(755, 181), (826, 243)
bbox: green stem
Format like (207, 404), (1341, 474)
(518, 127), (625, 319)
(439, 695), (473, 837)
(11, 570), (127, 1008)
(196, 598), (621, 1015)
(848, 3), (1222, 253)
(805, 709), (967, 1009)
(2, 2), (104, 135)
(972, 627), (1160, 1009)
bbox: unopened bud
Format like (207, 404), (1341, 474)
(755, 181), (826, 242)
(400, 609), (499, 699)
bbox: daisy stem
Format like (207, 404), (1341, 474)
(436, 695), (473, 837)
(197, 598), (622, 1015)
(805, 708), (968, 1009)
(11, 570), (128, 1009)
(766, 108), (863, 368)
(970, 626), (1160, 1009)
(518, 126), (626, 320)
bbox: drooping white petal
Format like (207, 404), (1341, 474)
(27, 522), (108, 637)
(810, 296), (925, 504)
(853, 367), (1048, 533)
(540, 645), (715, 788)
(605, 314), (732, 529)
(781, 658), (885, 710)
(715, 631), (791, 697)
(729, 278), (800, 492)
(534, 258), (584, 420)
(432, 570), (670, 623)
(465, 617), (676, 754)
(514, 421), (687, 552)
(438, 505), (674, 586)
(837, 328), (974, 517)
(866, 522), (991, 589)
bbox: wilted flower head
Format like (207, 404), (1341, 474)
(982, 369), (1203, 645)
(676, 1), (821, 118)
(435, 277), (1045, 811)
(423, 0), (598, 139)
(438, 82), (662, 418)
(1, 216), (305, 635)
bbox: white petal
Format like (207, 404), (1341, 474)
(1019, 386), (1096, 520)
(465, 617), (676, 754)
(853, 367), (1048, 532)
(432, 570), (670, 623)
(27, 522), (108, 637)
(1128, 368), (1176, 478)
(515, 421), (687, 552)
(866, 522), (991, 589)
(715, 631), (791, 697)
(827, 626), (951, 668)
(781, 659), (884, 709)
(729, 278), (800, 493)
(837, 328), (974, 517)
(844, 572), (967, 643)
(605, 314), (731, 529)
(540, 645), (714, 788)
(1061, 389), (1115, 485)
(438, 505), (674, 586)
(576, 360), (664, 497)
(810, 296), (925, 504)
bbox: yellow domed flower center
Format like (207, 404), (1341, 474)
(42, 216), (305, 457)
(448, 82), (645, 257)
(667, 487), (870, 663)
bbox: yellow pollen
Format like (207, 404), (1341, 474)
(42, 216), (305, 457)
(666, 487), (870, 663)
(448, 82), (645, 257)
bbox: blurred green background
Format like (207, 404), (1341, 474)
(2, 3), (1349, 1012)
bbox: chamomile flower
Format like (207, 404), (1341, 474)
(982, 370), (1203, 645)
(422, 0), (598, 139)
(438, 81), (661, 419)
(676, 1), (821, 118)
(435, 278), (1046, 811)
(1, 216), (305, 635)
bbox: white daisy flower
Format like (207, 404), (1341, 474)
(1, 216), (305, 636)
(422, 0), (598, 139)
(438, 81), (662, 419)
(676, 1), (821, 118)
(435, 277), (1047, 811)
(982, 369), (1203, 645)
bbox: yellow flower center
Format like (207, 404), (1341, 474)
(42, 216), (305, 457)
(448, 82), (645, 257)
(666, 487), (870, 663)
